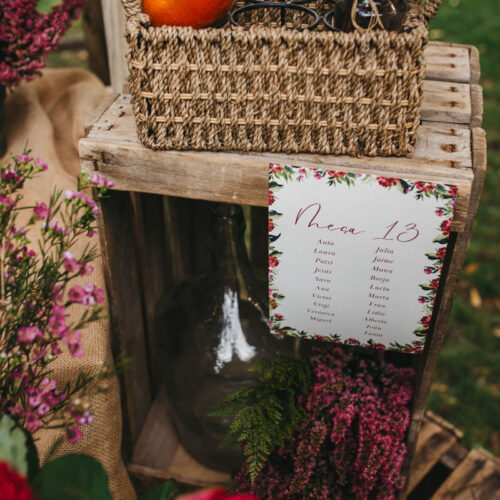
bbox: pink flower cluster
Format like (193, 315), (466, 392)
(0, 0), (86, 86)
(10, 378), (66, 431)
(236, 347), (415, 499)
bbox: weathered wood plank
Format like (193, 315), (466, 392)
(424, 44), (470, 84)
(80, 117), (473, 232)
(130, 390), (231, 487)
(431, 449), (500, 500)
(407, 413), (462, 493)
(421, 80), (471, 124)
(98, 189), (152, 447)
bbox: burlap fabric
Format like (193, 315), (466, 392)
(3, 68), (136, 500)
(122, 0), (440, 157)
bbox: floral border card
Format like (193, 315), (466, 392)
(268, 164), (458, 354)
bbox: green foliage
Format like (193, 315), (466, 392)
(211, 356), (312, 483)
(36, 0), (61, 14)
(32, 454), (112, 500)
(138, 481), (177, 500)
(0, 415), (28, 475)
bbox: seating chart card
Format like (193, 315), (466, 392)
(268, 164), (458, 353)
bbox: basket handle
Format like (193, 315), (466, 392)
(421, 0), (442, 23)
(121, 0), (143, 21)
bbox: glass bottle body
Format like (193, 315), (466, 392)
(334, 0), (409, 32)
(155, 204), (293, 472)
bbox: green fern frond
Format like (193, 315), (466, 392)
(210, 356), (312, 483)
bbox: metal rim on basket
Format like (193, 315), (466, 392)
(230, 2), (322, 31)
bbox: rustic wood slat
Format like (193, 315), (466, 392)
(80, 96), (474, 233)
(97, 189), (152, 447)
(129, 389), (231, 487)
(407, 414), (462, 493)
(431, 449), (500, 500)
(421, 80), (471, 124)
(424, 44), (470, 84)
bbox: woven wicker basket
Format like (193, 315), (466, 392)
(122, 0), (441, 157)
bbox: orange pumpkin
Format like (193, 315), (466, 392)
(142, 0), (235, 28)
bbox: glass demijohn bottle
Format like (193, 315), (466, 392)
(155, 203), (292, 472)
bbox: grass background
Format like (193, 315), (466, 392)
(47, 0), (500, 455)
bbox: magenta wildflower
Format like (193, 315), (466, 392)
(33, 202), (50, 219)
(65, 426), (82, 444)
(17, 326), (43, 343)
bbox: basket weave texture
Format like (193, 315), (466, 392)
(123, 0), (441, 157)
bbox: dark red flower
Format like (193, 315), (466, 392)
(430, 278), (440, 290)
(436, 247), (447, 260)
(269, 255), (279, 268)
(179, 488), (259, 500)
(377, 177), (398, 187)
(420, 315), (432, 327)
(449, 185), (459, 197)
(0, 462), (35, 500)
(268, 191), (275, 206)
(268, 219), (274, 232)
(414, 181), (435, 192)
(440, 219), (452, 235)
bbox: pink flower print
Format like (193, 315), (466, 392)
(314, 172), (322, 179)
(299, 168), (307, 175)
(268, 219), (275, 232)
(33, 202), (50, 220)
(418, 297), (426, 304)
(435, 209), (443, 217)
(274, 314), (283, 320)
(424, 268), (433, 274)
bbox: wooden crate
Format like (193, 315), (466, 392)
(79, 42), (487, 495)
(408, 412), (500, 500)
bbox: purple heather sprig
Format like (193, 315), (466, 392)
(0, 148), (115, 444)
(0, 0), (86, 87)
(236, 346), (415, 500)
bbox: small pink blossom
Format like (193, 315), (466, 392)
(33, 202), (50, 219)
(63, 251), (79, 273)
(68, 286), (84, 303)
(18, 326), (43, 343)
(66, 426), (82, 444)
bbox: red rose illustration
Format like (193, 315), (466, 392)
(440, 218), (452, 235)
(377, 177), (398, 187)
(435, 209), (443, 217)
(449, 185), (458, 197)
(430, 278), (440, 290)
(268, 191), (275, 206)
(420, 315), (432, 327)
(268, 219), (274, 232)
(415, 181), (435, 192)
(0, 462), (35, 500)
(436, 247), (447, 259)
(269, 255), (279, 268)
(179, 488), (259, 500)
(274, 313), (283, 320)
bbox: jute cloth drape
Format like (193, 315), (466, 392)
(2, 68), (136, 500)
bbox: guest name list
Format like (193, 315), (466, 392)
(269, 165), (457, 352)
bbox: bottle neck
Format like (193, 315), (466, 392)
(210, 204), (251, 275)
